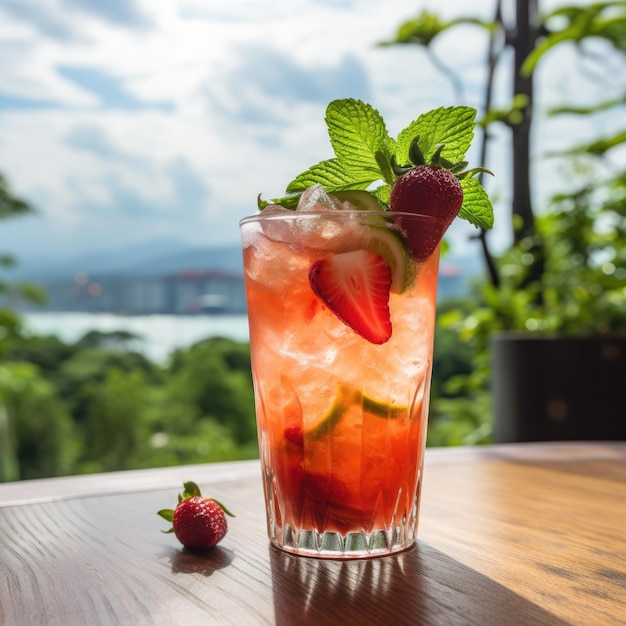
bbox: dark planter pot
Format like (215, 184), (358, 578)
(491, 333), (626, 443)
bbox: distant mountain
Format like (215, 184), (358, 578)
(131, 245), (244, 276)
(4, 239), (244, 280)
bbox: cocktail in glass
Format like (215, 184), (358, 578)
(240, 202), (442, 559)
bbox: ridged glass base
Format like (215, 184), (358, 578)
(269, 523), (418, 559)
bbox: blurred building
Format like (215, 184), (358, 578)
(13, 258), (474, 315)
(25, 270), (247, 315)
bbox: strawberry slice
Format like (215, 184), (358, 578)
(309, 249), (392, 344)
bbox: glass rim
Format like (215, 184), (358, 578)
(239, 209), (446, 227)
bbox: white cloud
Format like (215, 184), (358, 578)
(0, 0), (623, 273)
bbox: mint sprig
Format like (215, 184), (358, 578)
(395, 106), (475, 167)
(259, 98), (494, 229)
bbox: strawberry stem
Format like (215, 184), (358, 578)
(408, 136), (426, 167)
(182, 481), (202, 499)
(375, 149), (397, 186)
(209, 498), (236, 518)
(430, 144), (446, 167)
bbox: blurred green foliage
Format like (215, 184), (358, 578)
(0, 331), (260, 481)
(382, 1), (626, 442)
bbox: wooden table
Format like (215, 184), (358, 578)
(1, 442), (625, 625)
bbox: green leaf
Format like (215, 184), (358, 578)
(209, 498), (236, 518)
(522, 2), (626, 76)
(258, 193), (300, 210)
(286, 158), (373, 193)
(459, 177), (494, 229)
(182, 480), (202, 499)
(396, 106), (476, 166)
(157, 508), (174, 522)
(379, 10), (450, 46)
(372, 184), (391, 206)
(325, 99), (391, 178)
(440, 237), (450, 257)
(378, 11), (494, 47)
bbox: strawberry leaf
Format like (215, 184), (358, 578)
(459, 177), (494, 229)
(182, 481), (202, 499)
(209, 498), (236, 518)
(157, 508), (174, 522)
(396, 106), (476, 167)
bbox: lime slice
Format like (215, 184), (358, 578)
(361, 392), (408, 419)
(362, 225), (416, 293)
(303, 384), (410, 441)
(305, 383), (356, 440)
(332, 190), (383, 211)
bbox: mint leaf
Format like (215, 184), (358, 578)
(325, 99), (392, 178)
(286, 158), (373, 193)
(372, 184), (391, 206)
(396, 106), (476, 166)
(459, 176), (494, 229)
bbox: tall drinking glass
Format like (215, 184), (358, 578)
(240, 209), (442, 559)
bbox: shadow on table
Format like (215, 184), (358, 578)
(166, 545), (234, 576)
(269, 541), (569, 626)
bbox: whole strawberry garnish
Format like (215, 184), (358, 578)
(390, 142), (464, 262)
(158, 481), (235, 550)
(309, 248), (392, 344)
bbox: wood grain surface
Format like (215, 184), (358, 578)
(1, 442), (624, 626)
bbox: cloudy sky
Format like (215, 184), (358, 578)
(0, 0), (623, 273)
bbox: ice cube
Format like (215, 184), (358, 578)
(254, 204), (298, 244)
(245, 186), (365, 254)
(296, 184), (342, 213)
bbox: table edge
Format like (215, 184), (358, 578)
(1, 441), (624, 507)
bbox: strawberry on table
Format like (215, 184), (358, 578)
(158, 481), (235, 550)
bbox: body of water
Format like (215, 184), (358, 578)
(22, 312), (250, 364)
